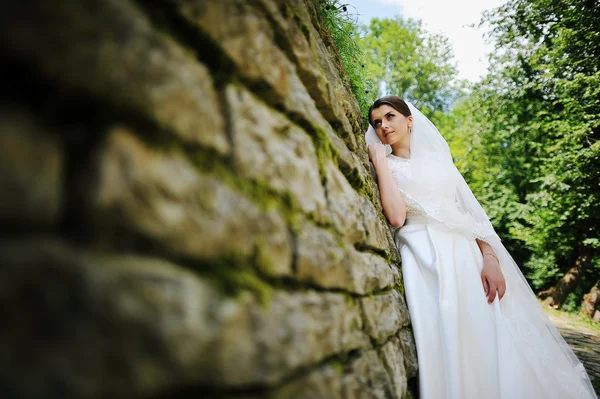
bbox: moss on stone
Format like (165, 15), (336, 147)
(193, 252), (273, 305)
(344, 294), (356, 306)
(285, 211), (305, 235)
(344, 167), (366, 191)
(395, 283), (405, 297)
(227, 268), (273, 305)
(312, 125), (337, 162)
(188, 147), (304, 225)
(328, 358), (345, 376)
(138, 127), (186, 153)
(188, 147), (229, 173)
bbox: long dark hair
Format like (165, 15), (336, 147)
(368, 96), (411, 127)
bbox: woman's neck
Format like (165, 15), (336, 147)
(390, 135), (410, 159)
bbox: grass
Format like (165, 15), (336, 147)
(318, 0), (374, 119)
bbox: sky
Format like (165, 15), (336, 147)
(347, 0), (508, 82)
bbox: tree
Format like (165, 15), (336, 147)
(459, 0), (600, 310)
(359, 17), (460, 118)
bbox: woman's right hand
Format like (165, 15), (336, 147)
(368, 143), (387, 168)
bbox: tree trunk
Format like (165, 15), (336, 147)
(537, 246), (592, 309)
(581, 281), (600, 320)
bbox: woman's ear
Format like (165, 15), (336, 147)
(407, 115), (413, 128)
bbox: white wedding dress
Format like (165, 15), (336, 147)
(387, 153), (597, 399)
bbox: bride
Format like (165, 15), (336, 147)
(365, 96), (596, 399)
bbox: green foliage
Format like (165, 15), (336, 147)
(359, 17), (461, 117)
(331, 0), (600, 307)
(318, 5), (461, 123)
(525, 252), (561, 290)
(319, 1), (375, 117)
(447, 0), (600, 299)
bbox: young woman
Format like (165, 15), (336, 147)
(366, 96), (596, 399)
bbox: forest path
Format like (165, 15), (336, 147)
(546, 308), (600, 396)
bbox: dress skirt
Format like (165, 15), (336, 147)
(395, 215), (592, 399)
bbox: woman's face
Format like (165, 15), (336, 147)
(370, 104), (413, 145)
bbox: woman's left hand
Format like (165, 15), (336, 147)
(368, 143), (387, 168)
(481, 255), (506, 303)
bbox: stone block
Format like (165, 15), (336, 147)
(256, 0), (357, 147)
(226, 85), (328, 222)
(295, 221), (348, 289)
(361, 290), (410, 344)
(341, 350), (392, 399)
(310, 23), (360, 150)
(326, 127), (362, 178)
(295, 221), (398, 294)
(272, 349), (397, 399)
(324, 160), (366, 243)
(86, 127), (291, 275)
(360, 195), (396, 252)
(0, 239), (375, 394)
(0, 0), (228, 154)
(296, 0), (364, 143)
(176, 0), (335, 145)
(398, 328), (419, 379)
(346, 247), (400, 295)
(271, 363), (344, 399)
(0, 238), (229, 398)
(0, 108), (62, 226)
(217, 290), (370, 386)
(379, 337), (408, 399)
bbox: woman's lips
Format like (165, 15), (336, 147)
(384, 131), (394, 137)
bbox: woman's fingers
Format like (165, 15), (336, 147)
(487, 282), (497, 303)
(481, 257), (506, 303)
(486, 275), (499, 303)
(498, 284), (507, 300)
(486, 280), (508, 303)
(481, 274), (488, 296)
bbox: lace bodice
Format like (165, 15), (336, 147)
(387, 154), (461, 216)
(387, 154), (496, 240)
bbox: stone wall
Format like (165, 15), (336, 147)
(0, 0), (417, 398)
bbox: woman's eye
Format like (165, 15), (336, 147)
(387, 114), (394, 119)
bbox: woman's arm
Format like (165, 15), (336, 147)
(368, 144), (407, 227)
(476, 239), (506, 303)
